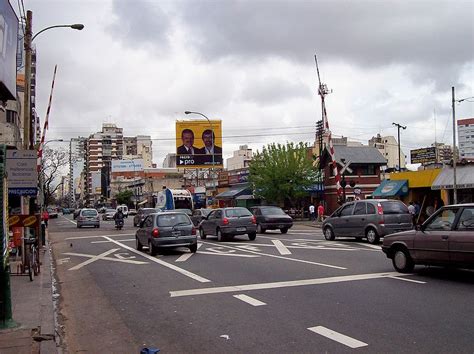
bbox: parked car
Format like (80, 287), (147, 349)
(250, 206), (293, 234)
(47, 207), (58, 218)
(191, 208), (212, 226)
(135, 211), (197, 255)
(382, 203), (474, 273)
(322, 199), (413, 244)
(102, 208), (117, 221)
(128, 208), (137, 216)
(199, 207), (257, 241)
(62, 208), (71, 215)
(77, 208), (100, 228)
(133, 208), (159, 227)
(175, 208), (192, 217)
(73, 208), (82, 220)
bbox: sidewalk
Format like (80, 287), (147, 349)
(293, 219), (323, 228)
(0, 237), (57, 354)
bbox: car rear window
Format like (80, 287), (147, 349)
(106, 209), (116, 213)
(157, 214), (191, 227)
(381, 201), (409, 214)
(143, 209), (158, 215)
(225, 208), (253, 217)
(260, 207), (286, 216)
(82, 210), (98, 217)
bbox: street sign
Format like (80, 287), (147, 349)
(6, 150), (38, 196)
(339, 160), (353, 174)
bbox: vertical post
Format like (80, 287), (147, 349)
(452, 86), (457, 204)
(392, 122), (406, 172)
(69, 139), (73, 207)
(23, 11), (32, 150)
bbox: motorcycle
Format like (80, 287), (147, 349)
(115, 218), (124, 230)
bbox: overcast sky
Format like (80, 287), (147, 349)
(17, 0), (474, 166)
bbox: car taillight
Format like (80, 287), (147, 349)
(251, 216), (256, 224)
(191, 227), (196, 235)
(223, 217), (229, 225)
(77, 216), (83, 221)
(152, 228), (160, 237)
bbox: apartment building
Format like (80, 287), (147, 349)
(368, 134), (404, 170)
(226, 145), (252, 171)
(458, 118), (474, 160)
(123, 135), (153, 167)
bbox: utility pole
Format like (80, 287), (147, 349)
(23, 11), (33, 150)
(69, 139), (73, 207)
(452, 86), (457, 204)
(392, 122), (406, 172)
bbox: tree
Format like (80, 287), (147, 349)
(42, 147), (68, 206)
(249, 142), (320, 206)
(115, 190), (133, 206)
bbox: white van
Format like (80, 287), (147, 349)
(116, 205), (129, 218)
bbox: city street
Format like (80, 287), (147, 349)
(49, 215), (474, 353)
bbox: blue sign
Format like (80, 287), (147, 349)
(8, 187), (38, 196)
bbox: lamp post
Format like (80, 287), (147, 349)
(184, 110), (215, 181)
(451, 87), (474, 204)
(23, 10), (84, 150)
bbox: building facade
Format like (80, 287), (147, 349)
(226, 145), (252, 171)
(457, 118), (474, 161)
(368, 134), (405, 170)
(123, 135), (153, 167)
(163, 153), (177, 168)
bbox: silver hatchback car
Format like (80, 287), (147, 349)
(77, 208), (100, 228)
(322, 199), (413, 244)
(199, 207), (257, 241)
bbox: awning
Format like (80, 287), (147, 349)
(216, 186), (252, 199)
(432, 166), (474, 190)
(372, 179), (409, 198)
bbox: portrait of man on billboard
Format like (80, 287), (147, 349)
(199, 129), (222, 155)
(177, 128), (199, 154)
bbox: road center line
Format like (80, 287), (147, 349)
(308, 326), (368, 348)
(271, 240), (292, 255)
(103, 236), (211, 283)
(60, 215), (77, 225)
(233, 294), (266, 306)
(91, 238), (135, 244)
(66, 233), (135, 240)
(201, 241), (346, 270)
(170, 272), (408, 297)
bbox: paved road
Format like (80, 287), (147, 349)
(49, 214), (474, 353)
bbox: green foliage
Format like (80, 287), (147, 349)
(249, 142), (320, 205)
(115, 190), (133, 206)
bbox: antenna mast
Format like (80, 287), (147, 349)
(314, 55), (342, 200)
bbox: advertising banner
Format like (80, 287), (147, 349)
(111, 159), (144, 173)
(6, 150), (38, 196)
(410, 147), (437, 165)
(0, 0), (19, 100)
(176, 120), (223, 168)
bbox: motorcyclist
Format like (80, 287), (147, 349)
(113, 209), (124, 227)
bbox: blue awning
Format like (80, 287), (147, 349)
(216, 186), (252, 199)
(372, 179), (409, 198)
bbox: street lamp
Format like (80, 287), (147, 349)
(23, 10), (84, 149)
(451, 87), (474, 204)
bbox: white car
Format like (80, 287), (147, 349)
(116, 205), (129, 218)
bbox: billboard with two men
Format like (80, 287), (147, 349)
(176, 120), (223, 168)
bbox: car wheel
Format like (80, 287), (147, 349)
(189, 243), (197, 253)
(76, 225), (81, 229)
(392, 247), (414, 273)
(355, 237), (363, 242)
(149, 240), (157, 256)
(217, 228), (224, 242)
(280, 228), (288, 234)
(136, 237), (143, 251)
(257, 224), (266, 234)
(248, 232), (257, 241)
(366, 228), (380, 244)
(324, 227), (335, 241)
(199, 227), (207, 240)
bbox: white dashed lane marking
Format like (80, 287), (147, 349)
(308, 326), (368, 348)
(233, 294), (267, 306)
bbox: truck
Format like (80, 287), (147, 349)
(155, 188), (194, 212)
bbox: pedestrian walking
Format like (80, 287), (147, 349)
(408, 202), (416, 223)
(309, 204), (316, 221)
(42, 209), (49, 227)
(317, 202), (325, 222)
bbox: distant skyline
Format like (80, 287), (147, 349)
(18, 0), (473, 165)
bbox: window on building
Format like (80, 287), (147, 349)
(6, 110), (16, 124)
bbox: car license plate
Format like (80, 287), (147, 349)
(172, 231), (181, 237)
(236, 227), (246, 232)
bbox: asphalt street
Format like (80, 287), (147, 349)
(48, 214), (474, 353)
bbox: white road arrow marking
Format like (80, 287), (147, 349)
(115, 252), (136, 260)
(175, 244), (203, 262)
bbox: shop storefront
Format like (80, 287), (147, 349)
(431, 165), (474, 204)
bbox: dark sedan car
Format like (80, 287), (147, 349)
(250, 206), (293, 234)
(133, 208), (160, 227)
(382, 204), (474, 273)
(199, 207), (257, 241)
(191, 208), (212, 226)
(135, 211), (197, 255)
